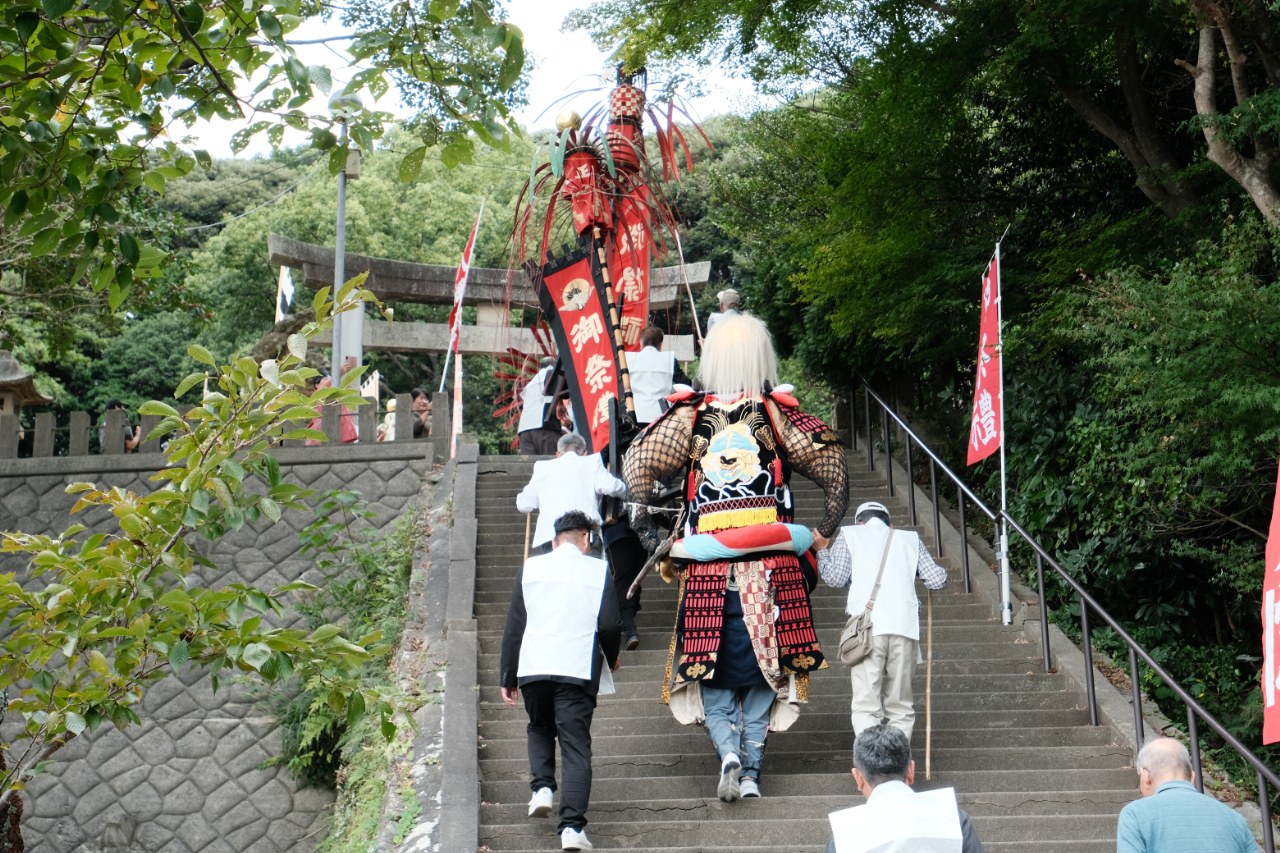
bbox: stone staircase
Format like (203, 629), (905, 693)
(472, 455), (1137, 851)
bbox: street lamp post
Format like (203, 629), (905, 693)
(328, 91), (364, 383)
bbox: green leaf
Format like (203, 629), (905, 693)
(286, 333), (307, 360)
(138, 401), (180, 418)
(174, 371), (206, 398)
(144, 172), (166, 196)
(30, 228), (60, 258)
(381, 713), (396, 740)
(194, 149), (212, 170)
(399, 146), (429, 184)
(168, 639), (190, 671)
(308, 65), (332, 96)
(307, 624), (343, 643)
(157, 588), (193, 613)
(258, 496), (281, 522)
(63, 711), (86, 735)
(243, 642), (272, 670)
(88, 650), (110, 674)
(188, 344), (215, 365)
(346, 690), (366, 727)
(257, 11), (283, 38)
(264, 455), (282, 488)
(178, 3), (205, 33)
(118, 233), (140, 266)
(498, 30), (524, 90)
(440, 142), (473, 169)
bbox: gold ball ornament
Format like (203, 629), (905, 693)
(556, 109), (582, 131)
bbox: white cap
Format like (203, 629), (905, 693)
(855, 501), (889, 518)
(717, 288), (741, 308)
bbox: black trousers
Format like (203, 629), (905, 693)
(607, 536), (646, 634)
(523, 680), (597, 831)
(518, 428), (561, 456)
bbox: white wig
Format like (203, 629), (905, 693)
(698, 312), (778, 396)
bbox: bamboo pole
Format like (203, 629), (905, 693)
(523, 513), (532, 562)
(926, 589), (934, 781)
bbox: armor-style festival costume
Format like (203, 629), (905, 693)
(623, 385), (849, 725)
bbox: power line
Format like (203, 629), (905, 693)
(185, 163), (324, 231)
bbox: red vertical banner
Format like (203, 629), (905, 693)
(535, 242), (622, 453)
(1262, 463), (1280, 743)
(611, 187), (651, 351)
(967, 257), (1003, 465)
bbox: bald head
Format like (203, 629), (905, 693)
(1136, 738), (1194, 795)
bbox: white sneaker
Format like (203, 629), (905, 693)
(561, 827), (593, 850)
(739, 777), (761, 798)
(528, 787), (553, 819)
(717, 753), (742, 802)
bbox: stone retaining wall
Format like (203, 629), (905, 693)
(0, 443), (435, 853)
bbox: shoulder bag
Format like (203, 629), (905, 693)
(838, 529), (896, 667)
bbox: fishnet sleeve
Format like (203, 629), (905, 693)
(622, 405), (696, 552)
(769, 399), (849, 536)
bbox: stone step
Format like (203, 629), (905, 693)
(479, 745), (1130, 781)
(478, 789), (1133, 825)
(480, 813), (1122, 849)
(479, 768), (1135, 804)
(483, 840), (1116, 845)
(477, 708), (1093, 738)
(478, 691), (1090, 724)
(475, 625), (1027, 651)
(475, 671), (1072, 703)
(477, 654), (1046, 677)
(472, 725), (1121, 758)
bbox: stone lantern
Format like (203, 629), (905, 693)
(0, 349), (51, 417)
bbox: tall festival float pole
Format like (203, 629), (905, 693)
(498, 66), (709, 465)
(967, 239), (1011, 624)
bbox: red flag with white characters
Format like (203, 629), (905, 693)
(534, 239), (622, 453)
(611, 187), (652, 351)
(446, 200), (484, 355)
(967, 256), (1003, 465)
(1261, 463), (1280, 743)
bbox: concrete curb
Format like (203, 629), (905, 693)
(440, 446), (479, 853)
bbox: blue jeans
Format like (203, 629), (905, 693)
(702, 682), (774, 782)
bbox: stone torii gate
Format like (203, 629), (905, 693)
(268, 235), (710, 362)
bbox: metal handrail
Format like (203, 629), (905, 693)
(858, 381), (1279, 849)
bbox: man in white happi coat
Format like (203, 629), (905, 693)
(518, 357), (561, 456)
(627, 326), (692, 426)
(812, 501), (948, 738)
(500, 510), (623, 851)
(516, 432), (626, 555)
(825, 725), (986, 853)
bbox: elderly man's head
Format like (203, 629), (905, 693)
(1136, 737), (1195, 797)
(717, 288), (741, 312)
(852, 725), (914, 796)
(557, 433), (587, 456)
(553, 510), (597, 554)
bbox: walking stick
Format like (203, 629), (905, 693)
(522, 507), (532, 560)
(926, 589), (934, 781)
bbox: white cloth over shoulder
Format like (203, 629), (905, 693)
(515, 451), (626, 546)
(841, 519), (925, 640)
(628, 346), (675, 423)
(517, 366), (553, 433)
(829, 783), (962, 853)
(518, 544), (608, 682)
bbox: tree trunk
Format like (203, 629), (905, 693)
(0, 752), (24, 853)
(1176, 24), (1280, 225)
(1113, 25), (1198, 211)
(1049, 77), (1192, 219)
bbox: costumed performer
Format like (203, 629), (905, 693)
(622, 313), (849, 802)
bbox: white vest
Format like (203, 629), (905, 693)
(517, 367), (552, 433)
(628, 346), (675, 423)
(517, 545), (608, 681)
(841, 520), (924, 640)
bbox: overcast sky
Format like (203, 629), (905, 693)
(188, 0), (761, 159)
